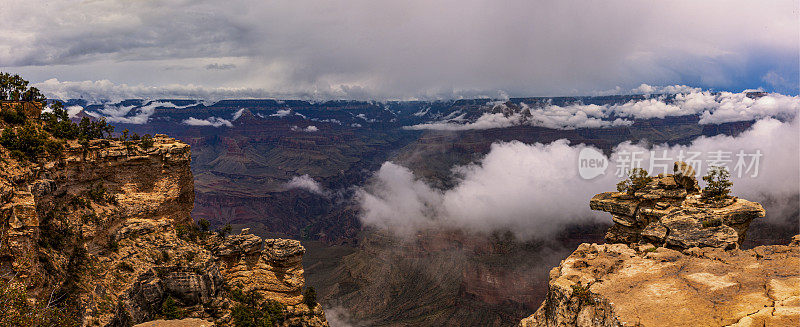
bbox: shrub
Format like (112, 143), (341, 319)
(1, 106), (27, 125)
(0, 278), (73, 326)
(0, 123), (63, 161)
(156, 250), (171, 264)
(107, 239), (119, 252)
(161, 296), (184, 320)
(616, 168), (652, 195)
(69, 196), (89, 208)
(571, 281), (595, 306)
(303, 287), (317, 309)
(198, 219), (210, 233)
(218, 223), (233, 238)
(176, 224), (201, 241)
(139, 134), (154, 149)
(229, 286), (285, 327)
(701, 218), (722, 228)
(702, 166), (732, 202)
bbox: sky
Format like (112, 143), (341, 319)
(1, 0), (798, 100)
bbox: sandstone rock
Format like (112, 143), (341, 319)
(519, 239), (800, 326)
(213, 233), (263, 257)
(0, 134), (328, 327)
(590, 162), (765, 250)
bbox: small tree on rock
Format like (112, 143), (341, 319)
(303, 287), (317, 309)
(616, 168), (652, 195)
(701, 166), (732, 202)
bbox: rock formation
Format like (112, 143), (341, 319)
(519, 163), (798, 327)
(590, 162), (765, 250)
(519, 240), (800, 326)
(0, 131), (327, 326)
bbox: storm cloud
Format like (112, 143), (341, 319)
(2, 1), (797, 100)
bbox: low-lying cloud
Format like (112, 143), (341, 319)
(286, 175), (325, 195)
(291, 125), (319, 132)
(405, 89), (800, 131)
(361, 116), (799, 239)
(182, 116), (233, 127)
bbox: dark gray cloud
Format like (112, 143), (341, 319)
(1, 0), (797, 99)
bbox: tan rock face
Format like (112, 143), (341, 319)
(1, 134), (327, 327)
(217, 235), (308, 305)
(590, 163), (765, 250)
(519, 240), (800, 327)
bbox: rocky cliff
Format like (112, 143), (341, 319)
(0, 130), (327, 326)
(519, 238), (800, 326)
(520, 163), (799, 327)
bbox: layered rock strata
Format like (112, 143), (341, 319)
(590, 162), (765, 250)
(0, 134), (327, 326)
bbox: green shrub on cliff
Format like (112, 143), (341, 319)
(701, 166), (732, 202)
(229, 286), (286, 327)
(161, 296), (185, 320)
(1, 106), (27, 125)
(303, 287), (317, 309)
(0, 123), (63, 161)
(616, 168), (652, 195)
(0, 279), (74, 327)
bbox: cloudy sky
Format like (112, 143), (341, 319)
(1, 0), (798, 100)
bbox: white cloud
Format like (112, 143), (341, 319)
(286, 175), (325, 194)
(65, 105), (83, 118)
(271, 109), (292, 117)
(698, 92), (800, 124)
(359, 116), (799, 239)
(232, 108), (246, 120)
(291, 125), (318, 132)
(182, 116), (233, 127)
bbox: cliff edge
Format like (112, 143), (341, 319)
(519, 163), (799, 327)
(1, 123), (327, 326)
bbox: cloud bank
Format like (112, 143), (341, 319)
(405, 90), (800, 130)
(360, 117), (799, 239)
(182, 117), (233, 127)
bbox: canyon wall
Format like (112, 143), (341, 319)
(0, 133), (326, 326)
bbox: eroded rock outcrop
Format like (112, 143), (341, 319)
(214, 234), (328, 326)
(0, 133), (327, 326)
(520, 162), (797, 327)
(519, 241), (800, 327)
(590, 162), (765, 250)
